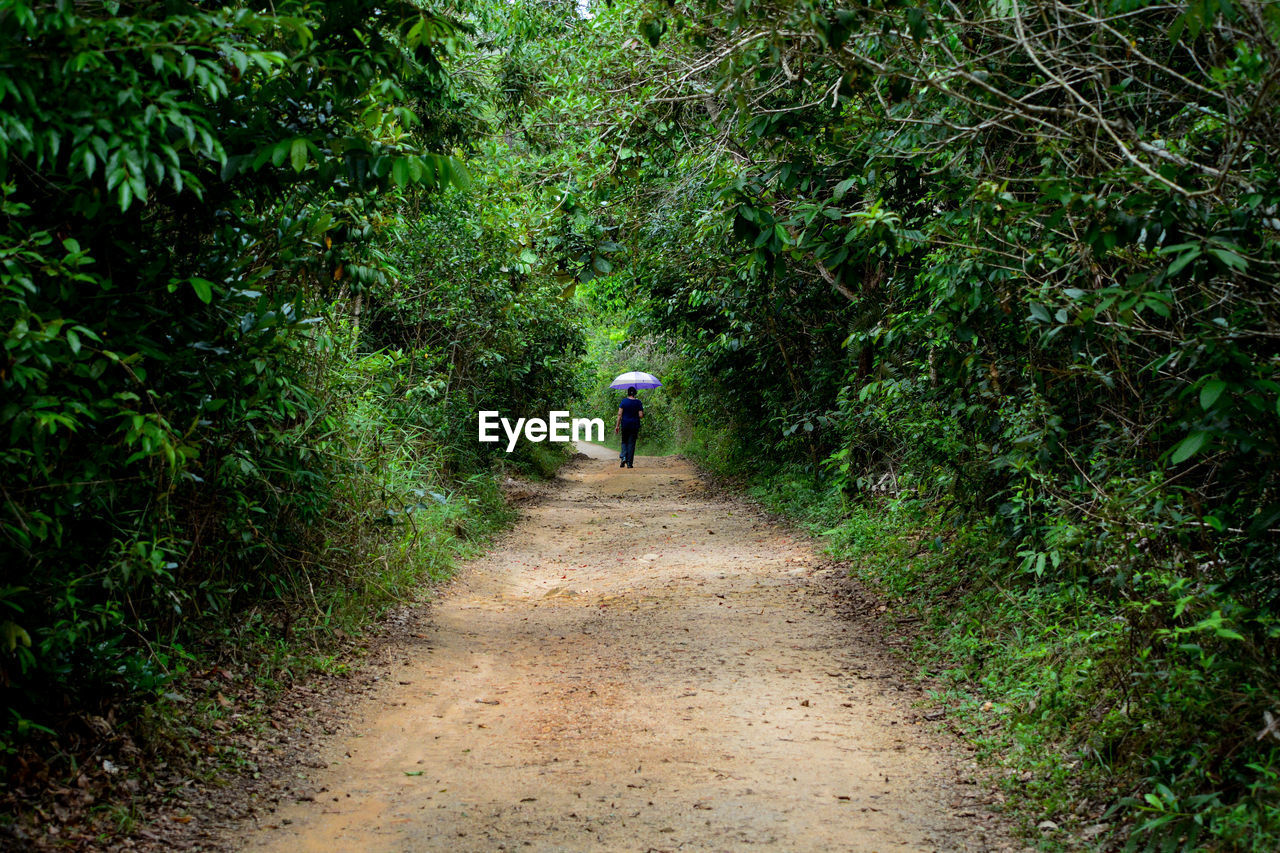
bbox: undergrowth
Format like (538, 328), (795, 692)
(684, 426), (1280, 853)
(0, 342), (543, 848)
(593, 432), (682, 458)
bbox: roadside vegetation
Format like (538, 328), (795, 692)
(1, 0), (589, 844)
(577, 1), (1280, 849)
(3, 0), (1278, 850)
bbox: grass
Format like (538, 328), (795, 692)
(509, 440), (576, 479)
(591, 433), (681, 457)
(0, 430), (552, 849)
(677, 429), (1280, 851)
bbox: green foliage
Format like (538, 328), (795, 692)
(2, 0), (467, 682)
(6, 0), (1280, 846)
(0, 0), (583, 821)
(572, 0), (1280, 846)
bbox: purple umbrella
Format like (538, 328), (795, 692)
(609, 371), (662, 390)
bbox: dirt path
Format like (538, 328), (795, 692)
(236, 449), (1015, 852)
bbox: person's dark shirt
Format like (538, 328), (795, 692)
(619, 396), (643, 428)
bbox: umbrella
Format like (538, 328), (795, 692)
(609, 371), (662, 390)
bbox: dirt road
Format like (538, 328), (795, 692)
(237, 448), (1012, 852)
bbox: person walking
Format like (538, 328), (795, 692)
(614, 386), (644, 468)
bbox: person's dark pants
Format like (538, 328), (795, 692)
(620, 425), (640, 467)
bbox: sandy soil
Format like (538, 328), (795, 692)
(234, 448), (1019, 852)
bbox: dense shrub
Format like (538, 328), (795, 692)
(600, 0), (1280, 845)
(0, 0), (584, 783)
